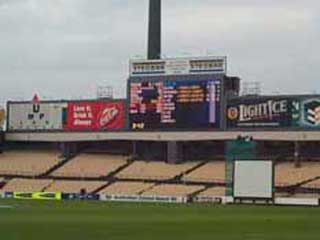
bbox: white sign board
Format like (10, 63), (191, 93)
(165, 59), (190, 75)
(8, 102), (66, 131)
(129, 57), (226, 77)
(234, 160), (273, 199)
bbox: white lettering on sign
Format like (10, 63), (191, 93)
(165, 59), (190, 75)
(238, 100), (288, 122)
(72, 105), (93, 126)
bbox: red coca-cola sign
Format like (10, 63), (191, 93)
(65, 101), (125, 130)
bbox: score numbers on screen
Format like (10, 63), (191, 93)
(129, 79), (221, 130)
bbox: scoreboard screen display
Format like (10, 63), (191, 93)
(129, 79), (221, 130)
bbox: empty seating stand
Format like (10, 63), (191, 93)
(143, 184), (205, 197)
(275, 162), (320, 187)
(301, 178), (320, 189)
(100, 182), (154, 195)
(0, 150), (61, 176)
(45, 180), (106, 194)
(51, 153), (128, 178)
(1, 178), (53, 192)
(182, 161), (225, 183)
(197, 187), (226, 197)
(116, 161), (198, 180)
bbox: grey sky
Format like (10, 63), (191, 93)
(0, 0), (319, 106)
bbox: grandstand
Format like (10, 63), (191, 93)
(301, 178), (320, 189)
(142, 184), (205, 197)
(275, 162), (320, 187)
(1, 178), (52, 192)
(116, 161), (198, 180)
(288, 193), (320, 198)
(182, 161), (225, 183)
(197, 187), (226, 197)
(0, 150), (61, 176)
(1, 150), (320, 200)
(100, 182), (155, 195)
(45, 180), (106, 194)
(51, 153), (128, 178)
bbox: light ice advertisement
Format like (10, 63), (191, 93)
(227, 98), (292, 128)
(227, 97), (320, 129)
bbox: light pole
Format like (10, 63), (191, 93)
(148, 0), (161, 60)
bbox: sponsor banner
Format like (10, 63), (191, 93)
(13, 192), (61, 200)
(292, 98), (320, 128)
(4, 192), (14, 199)
(193, 196), (223, 203)
(101, 194), (187, 203)
(65, 101), (125, 131)
(275, 198), (319, 206)
(62, 193), (100, 201)
(8, 102), (66, 131)
(227, 98), (293, 128)
(130, 57), (226, 77)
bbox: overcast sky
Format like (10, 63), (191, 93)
(0, 0), (319, 106)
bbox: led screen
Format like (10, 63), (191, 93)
(129, 79), (221, 130)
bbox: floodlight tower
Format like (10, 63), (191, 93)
(148, 0), (161, 59)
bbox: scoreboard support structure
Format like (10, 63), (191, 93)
(59, 142), (78, 158)
(0, 131), (4, 154)
(294, 141), (301, 168)
(167, 141), (183, 164)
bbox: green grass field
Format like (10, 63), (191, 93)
(0, 199), (319, 240)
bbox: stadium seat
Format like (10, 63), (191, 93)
(275, 162), (320, 187)
(300, 178), (320, 189)
(45, 180), (106, 193)
(0, 150), (61, 176)
(100, 181), (155, 195)
(182, 161), (225, 183)
(143, 184), (205, 197)
(1, 178), (52, 192)
(51, 153), (128, 178)
(116, 161), (198, 180)
(197, 187), (226, 197)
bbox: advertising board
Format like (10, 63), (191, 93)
(129, 78), (221, 130)
(62, 193), (100, 201)
(292, 98), (320, 128)
(8, 102), (66, 131)
(65, 101), (125, 131)
(227, 98), (293, 128)
(130, 57), (226, 77)
(13, 192), (62, 200)
(100, 194), (187, 203)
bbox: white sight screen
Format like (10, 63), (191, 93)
(234, 160), (273, 199)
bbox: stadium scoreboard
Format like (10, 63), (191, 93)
(129, 57), (226, 130)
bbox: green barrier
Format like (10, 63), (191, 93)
(225, 139), (257, 197)
(13, 192), (61, 200)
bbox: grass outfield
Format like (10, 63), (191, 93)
(0, 200), (319, 240)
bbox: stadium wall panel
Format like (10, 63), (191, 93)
(100, 194), (187, 203)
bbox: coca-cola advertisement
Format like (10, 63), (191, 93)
(65, 101), (125, 131)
